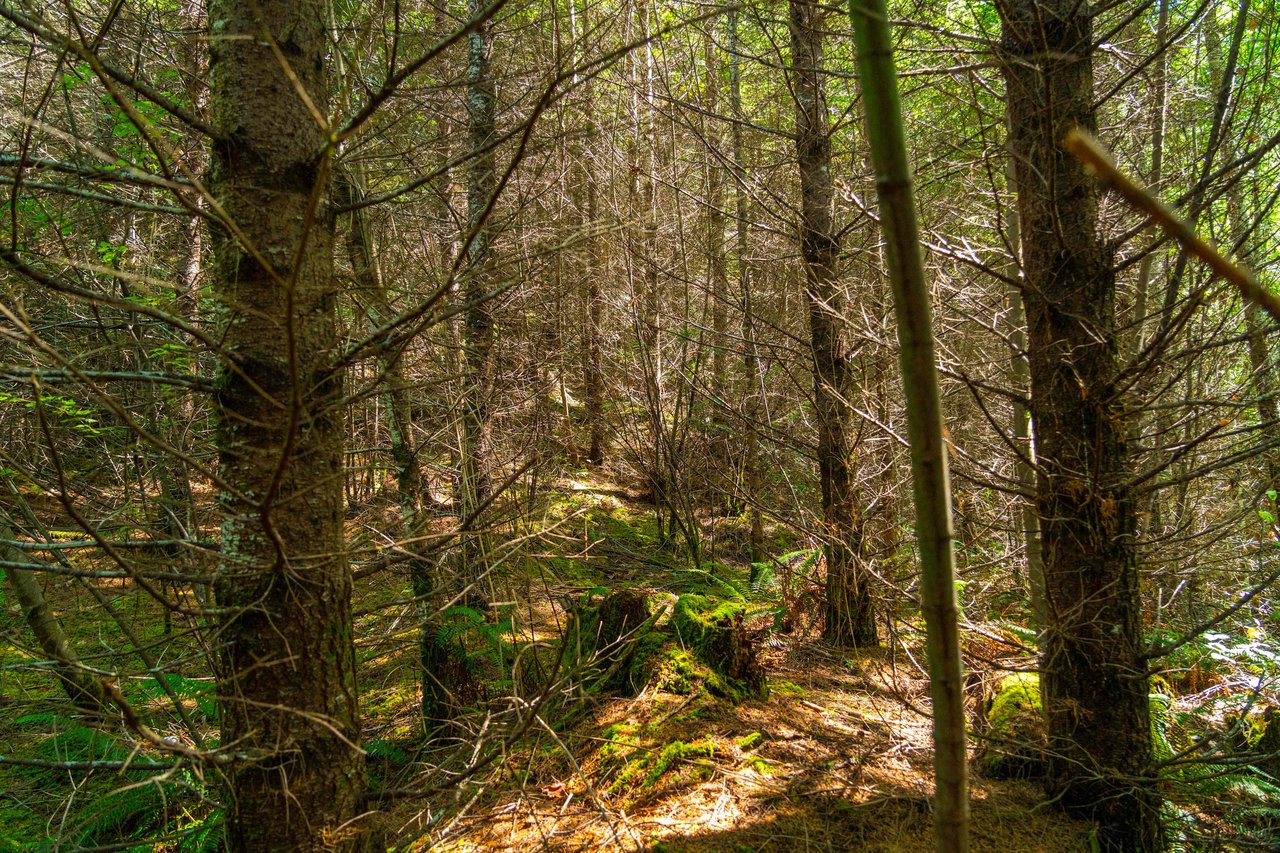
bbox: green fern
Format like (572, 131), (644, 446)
(173, 807), (223, 852)
(137, 674), (218, 720)
(439, 606), (513, 669)
(15, 713), (129, 765)
(73, 782), (168, 846)
(365, 738), (411, 765)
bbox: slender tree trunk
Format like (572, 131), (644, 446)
(847, 1), (968, 847)
(704, 30), (728, 412)
(1128, 0), (1168, 362)
(583, 178), (607, 466)
(1227, 146), (1280, 493)
(729, 9), (764, 562)
(791, 0), (875, 647)
(459, 0), (498, 600)
(2, 517), (105, 710)
(1004, 154), (1044, 637)
(207, 1), (364, 849)
(997, 1), (1160, 848)
(573, 0), (606, 467)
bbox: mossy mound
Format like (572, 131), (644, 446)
(978, 672), (1045, 780)
(600, 723), (716, 795)
(670, 594), (767, 702)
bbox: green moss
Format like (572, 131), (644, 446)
(608, 738), (716, 794)
(649, 648), (724, 696)
(644, 740), (714, 787)
(980, 672), (1045, 779)
(746, 756), (774, 775)
(988, 672), (1041, 727)
(674, 594), (746, 630)
(670, 595), (767, 702)
(737, 731), (763, 751)
(771, 679), (806, 698)
(599, 721), (641, 763)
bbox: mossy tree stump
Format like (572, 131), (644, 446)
(563, 590), (654, 695)
(977, 672), (1046, 780)
(671, 594), (767, 701)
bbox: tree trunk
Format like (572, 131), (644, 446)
(729, 9), (764, 563)
(997, 1), (1160, 848)
(207, 1), (364, 849)
(791, 0), (876, 647)
(1004, 153), (1045, 638)
(847, 0), (969, 845)
(1, 518), (104, 711)
(574, 0), (607, 467)
(458, 0), (498, 600)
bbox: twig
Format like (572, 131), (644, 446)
(1063, 128), (1280, 327)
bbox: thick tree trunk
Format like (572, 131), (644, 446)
(207, 2), (364, 849)
(997, 1), (1160, 848)
(790, 0), (876, 647)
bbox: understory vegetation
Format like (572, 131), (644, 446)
(4, 481), (1280, 850)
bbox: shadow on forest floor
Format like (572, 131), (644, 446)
(378, 475), (1095, 852)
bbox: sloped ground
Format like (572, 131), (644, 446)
(390, 634), (1092, 852)
(0, 474), (1095, 851)
(373, 476), (1096, 852)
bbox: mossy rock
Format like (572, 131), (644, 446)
(978, 672), (1045, 780)
(561, 590), (654, 695)
(670, 594), (767, 702)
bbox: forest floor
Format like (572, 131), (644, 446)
(360, 473), (1097, 852)
(0, 471), (1098, 851)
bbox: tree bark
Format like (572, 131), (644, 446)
(791, 0), (876, 647)
(729, 9), (764, 562)
(207, 1), (364, 848)
(847, 0), (969, 846)
(1004, 152), (1045, 638)
(458, 0), (498, 598)
(997, 1), (1160, 848)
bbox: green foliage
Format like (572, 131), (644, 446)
(73, 782), (169, 847)
(15, 713), (130, 766)
(1203, 629), (1280, 680)
(365, 738), (411, 765)
(439, 605), (514, 676)
(12, 393), (111, 438)
(137, 674), (218, 722)
(174, 808), (223, 852)
(672, 565), (747, 600)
